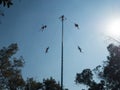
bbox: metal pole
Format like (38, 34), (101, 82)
(60, 15), (65, 90)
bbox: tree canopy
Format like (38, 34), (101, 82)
(0, 43), (25, 90)
(75, 43), (120, 90)
(0, 0), (13, 8)
(25, 77), (68, 90)
(0, 43), (68, 90)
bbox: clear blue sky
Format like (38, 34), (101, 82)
(1, 0), (120, 89)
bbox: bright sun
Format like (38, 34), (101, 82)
(106, 17), (120, 38)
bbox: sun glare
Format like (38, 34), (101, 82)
(106, 18), (120, 38)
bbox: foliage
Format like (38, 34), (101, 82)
(25, 77), (68, 90)
(0, 43), (68, 90)
(25, 78), (43, 90)
(42, 77), (61, 90)
(75, 69), (93, 86)
(0, 0), (13, 8)
(75, 43), (120, 90)
(0, 43), (25, 90)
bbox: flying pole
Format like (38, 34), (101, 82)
(60, 15), (65, 90)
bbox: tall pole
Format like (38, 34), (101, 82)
(60, 15), (65, 90)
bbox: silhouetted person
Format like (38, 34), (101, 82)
(74, 23), (79, 29)
(45, 47), (49, 53)
(41, 25), (47, 32)
(78, 46), (83, 53)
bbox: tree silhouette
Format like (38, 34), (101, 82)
(75, 43), (120, 90)
(0, 0), (13, 8)
(0, 43), (68, 90)
(0, 0), (13, 23)
(75, 69), (93, 86)
(42, 77), (61, 90)
(25, 77), (68, 90)
(0, 43), (25, 90)
(25, 77), (43, 90)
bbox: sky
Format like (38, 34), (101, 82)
(1, 0), (120, 89)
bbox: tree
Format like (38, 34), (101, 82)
(0, 0), (13, 23)
(0, 43), (25, 90)
(25, 77), (68, 90)
(42, 77), (61, 90)
(0, 43), (68, 90)
(0, 0), (13, 8)
(25, 77), (43, 90)
(75, 43), (120, 90)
